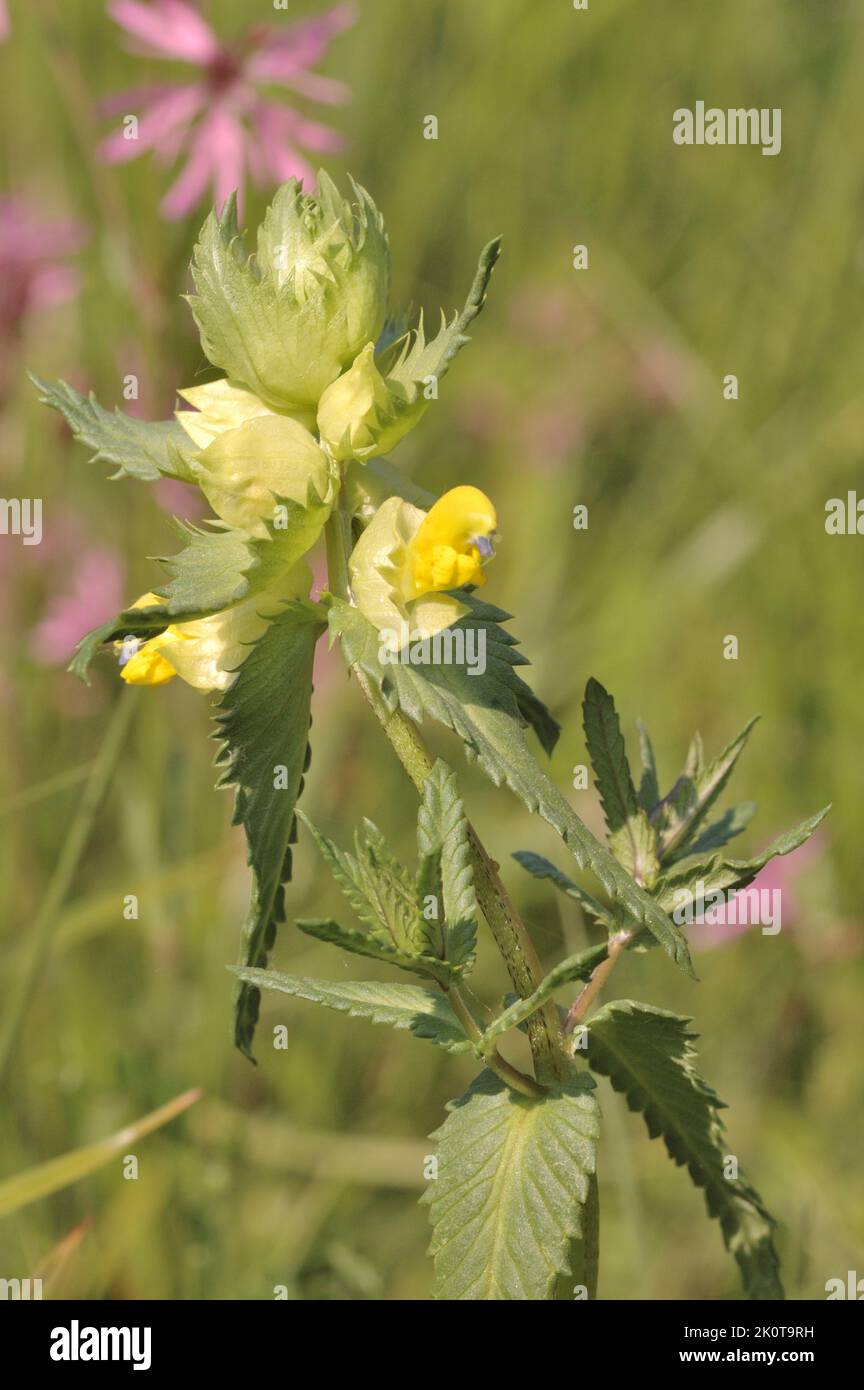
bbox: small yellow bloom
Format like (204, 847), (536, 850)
(118, 593), (179, 686)
(348, 485), (497, 650)
(406, 486), (497, 598)
(117, 565), (312, 692)
(317, 343), (415, 463)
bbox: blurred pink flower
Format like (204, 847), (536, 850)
(31, 545), (125, 666)
(100, 0), (355, 219)
(0, 2), (9, 42)
(0, 198), (86, 340)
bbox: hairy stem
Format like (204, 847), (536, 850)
(447, 986), (545, 1100)
(563, 929), (633, 1034)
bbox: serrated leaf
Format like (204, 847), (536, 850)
(655, 807), (829, 914)
(30, 374), (196, 483)
(636, 719), (660, 812)
(378, 238), (502, 398)
(229, 967), (473, 1054)
(512, 850), (615, 928)
(294, 916), (452, 983)
(582, 679), (659, 886)
(416, 761), (477, 970)
(684, 801), (758, 858)
(356, 819), (424, 955)
(586, 1000), (783, 1299)
(214, 605), (323, 1061)
(422, 1068), (599, 1300)
(300, 811), (425, 957)
(479, 944), (608, 1049)
(656, 717), (760, 860)
(683, 731), (704, 779)
(330, 601), (694, 976)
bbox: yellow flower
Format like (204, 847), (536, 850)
(348, 485), (497, 650)
(406, 485), (497, 597)
(118, 564), (311, 692)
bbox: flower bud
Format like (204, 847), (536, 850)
(175, 378), (276, 449)
(190, 175), (390, 416)
(317, 343), (425, 462)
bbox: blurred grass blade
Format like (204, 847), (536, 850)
(0, 1089), (202, 1220)
(33, 1216), (93, 1295)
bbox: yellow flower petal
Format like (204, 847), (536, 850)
(120, 641), (178, 686)
(407, 485), (496, 598)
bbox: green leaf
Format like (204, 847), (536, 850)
(683, 731), (705, 779)
(656, 716), (760, 860)
(479, 945), (608, 1049)
(422, 1068), (599, 1299)
(331, 601), (694, 976)
(378, 238), (502, 399)
(582, 679), (659, 886)
(636, 719), (660, 812)
(215, 604), (323, 1061)
(294, 916), (451, 983)
(300, 812), (420, 952)
(655, 807), (830, 914)
(29, 374), (196, 483)
(586, 1000), (783, 1299)
(298, 811), (461, 983)
(229, 967), (473, 1054)
(512, 850), (615, 928)
(685, 801), (758, 857)
(416, 761), (477, 970)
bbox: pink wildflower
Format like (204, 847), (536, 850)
(0, 198), (86, 339)
(31, 544), (125, 667)
(100, 0), (355, 219)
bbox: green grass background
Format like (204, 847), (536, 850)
(0, 0), (861, 1299)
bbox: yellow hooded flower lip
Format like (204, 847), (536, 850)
(406, 485), (497, 599)
(347, 485), (498, 651)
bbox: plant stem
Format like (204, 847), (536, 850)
(563, 929), (633, 1034)
(323, 510), (567, 1086)
(447, 986), (545, 1100)
(0, 688), (137, 1091)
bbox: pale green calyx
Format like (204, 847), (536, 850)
(317, 342), (421, 462)
(189, 173), (391, 418)
(190, 414), (337, 563)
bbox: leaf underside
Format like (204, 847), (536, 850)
(422, 1068), (599, 1299)
(229, 967), (473, 1054)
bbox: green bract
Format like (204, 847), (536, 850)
(189, 173), (390, 418)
